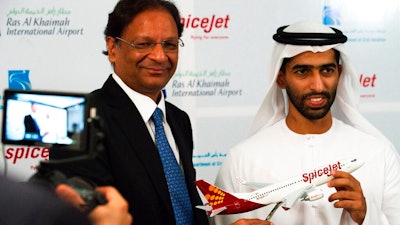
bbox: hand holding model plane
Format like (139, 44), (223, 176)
(328, 170), (366, 225)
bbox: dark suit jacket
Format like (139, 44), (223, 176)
(24, 114), (40, 134)
(52, 75), (209, 225)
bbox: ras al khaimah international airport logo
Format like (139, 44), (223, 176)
(5, 7), (84, 37)
(8, 70), (32, 90)
(322, 0), (341, 25)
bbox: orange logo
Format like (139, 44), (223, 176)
(204, 184), (225, 206)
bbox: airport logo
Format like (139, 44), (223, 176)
(322, 3), (341, 25)
(8, 70), (32, 90)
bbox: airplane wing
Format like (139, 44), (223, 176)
(195, 205), (228, 217)
(210, 206), (228, 217)
(281, 185), (312, 209)
(236, 177), (271, 189)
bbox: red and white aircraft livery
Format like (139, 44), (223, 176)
(196, 158), (364, 217)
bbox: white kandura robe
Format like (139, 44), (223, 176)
(214, 118), (400, 225)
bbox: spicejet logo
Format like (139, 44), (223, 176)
(5, 146), (49, 164)
(302, 161), (342, 183)
(181, 14), (230, 33)
(204, 183), (225, 206)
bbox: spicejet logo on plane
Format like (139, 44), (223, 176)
(203, 183), (226, 207)
(302, 161), (342, 183)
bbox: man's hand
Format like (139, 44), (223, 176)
(55, 184), (132, 225)
(55, 184), (86, 211)
(327, 170), (366, 225)
(88, 186), (132, 225)
(230, 218), (274, 225)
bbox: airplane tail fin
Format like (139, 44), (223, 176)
(195, 179), (235, 217)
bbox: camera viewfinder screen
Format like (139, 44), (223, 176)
(2, 90), (87, 150)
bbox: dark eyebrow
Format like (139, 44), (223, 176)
(320, 63), (338, 68)
(134, 36), (179, 41)
(291, 63), (337, 70)
(292, 64), (312, 70)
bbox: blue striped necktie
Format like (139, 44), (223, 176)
(151, 107), (195, 225)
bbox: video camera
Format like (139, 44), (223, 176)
(1, 89), (106, 211)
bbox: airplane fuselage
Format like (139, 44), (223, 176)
(196, 158), (364, 216)
(238, 161), (344, 205)
(238, 177), (310, 205)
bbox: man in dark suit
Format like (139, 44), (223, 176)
(51, 1), (272, 224)
(24, 102), (41, 140)
(51, 0), (209, 224)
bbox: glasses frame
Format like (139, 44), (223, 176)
(114, 37), (184, 53)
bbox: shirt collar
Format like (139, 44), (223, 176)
(112, 73), (166, 122)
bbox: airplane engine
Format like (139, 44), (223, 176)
(303, 189), (324, 201)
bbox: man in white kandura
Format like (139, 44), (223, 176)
(215, 21), (400, 225)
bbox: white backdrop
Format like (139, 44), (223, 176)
(1, 0), (399, 182)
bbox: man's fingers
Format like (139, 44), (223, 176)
(328, 170), (361, 191)
(328, 190), (362, 201)
(55, 184), (86, 210)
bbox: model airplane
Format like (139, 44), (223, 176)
(196, 158), (364, 217)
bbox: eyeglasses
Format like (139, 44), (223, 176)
(115, 37), (184, 53)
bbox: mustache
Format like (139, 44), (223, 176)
(301, 91), (331, 101)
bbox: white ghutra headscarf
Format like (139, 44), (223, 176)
(249, 21), (390, 144)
